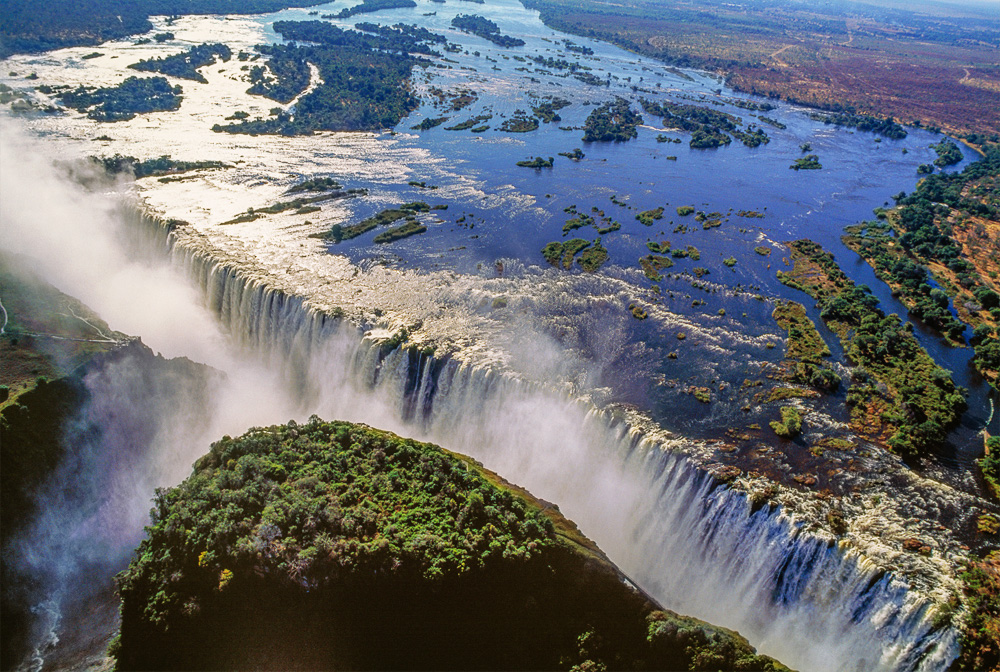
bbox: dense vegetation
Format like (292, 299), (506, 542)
(519, 0), (1000, 135)
(58, 76), (182, 122)
(808, 112), (907, 140)
(932, 139), (963, 168)
(641, 99), (740, 149)
(842, 142), (1000, 388)
(0, 0), (326, 58)
(772, 301), (840, 392)
(316, 202), (433, 243)
(778, 240), (966, 455)
(450, 15), (525, 48)
(129, 43), (232, 83)
(516, 156), (554, 169)
(96, 154), (228, 178)
(951, 550), (1000, 672)
(981, 437), (1000, 499)
(213, 22), (425, 135)
(790, 155), (822, 171)
(330, 0), (416, 19)
(112, 419), (787, 670)
(582, 98), (641, 143)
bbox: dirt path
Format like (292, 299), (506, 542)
(768, 44), (794, 67)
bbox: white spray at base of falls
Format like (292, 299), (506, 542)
(164, 230), (961, 672)
(0, 120), (961, 672)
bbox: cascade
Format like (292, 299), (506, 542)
(145, 215), (958, 672)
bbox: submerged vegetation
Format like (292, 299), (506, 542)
(777, 240), (966, 455)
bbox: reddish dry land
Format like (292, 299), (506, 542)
(524, 0), (1000, 136)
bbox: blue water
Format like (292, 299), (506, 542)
(258, 0), (988, 472)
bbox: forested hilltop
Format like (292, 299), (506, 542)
(112, 418), (788, 671)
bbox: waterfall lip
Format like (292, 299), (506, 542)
(149, 203), (984, 615)
(2, 13), (991, 667)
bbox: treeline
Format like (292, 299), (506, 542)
(58, 76), (182, 122)
(130, 43), (232, 83)
(0, 0), (326, 58)
(214, 22), (422, 134)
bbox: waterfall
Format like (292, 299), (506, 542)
(146, 216), (959, 672)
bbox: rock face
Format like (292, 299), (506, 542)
(112, 419), (788, 671)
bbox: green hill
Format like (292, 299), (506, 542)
(113, 418), (789, 671)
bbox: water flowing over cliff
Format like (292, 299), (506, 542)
(1, 120), (967, 671)
(152, 217), (960, 672)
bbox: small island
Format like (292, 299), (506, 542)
(57, 76), (182, 122)
(790, 154), (822, 170)
(516, 156), (554, 169)
(129, 43), (232, 83)
(451, 14), (525, 47)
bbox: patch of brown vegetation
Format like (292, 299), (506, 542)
(522, 0), (1000, 136)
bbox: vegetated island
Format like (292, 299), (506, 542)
(498, 109), (540, 133)
(771, 300), (840, 392)
(56, 76), (182, 122)
(0, 0), (329, 58)
(542, 238), (608, 272)
(582, 98), (641, 142)
(517, 0), (999, 135)
(223, 179), (367, 225)
(841, 140), (1000, 387)
(516, 156), (554, 169)
(95, 154), (229, 179)
(641, 99), (768, 149)
(450, 14), (525, 48)
(212, 21), (438, 135)
(328, 0), (416, 19)
(777, 239), (966, 455)
(931, 138), (963, 168)
(314, 201), (441, 243)
(561, 204), (620, 235)
(790, 154), (822, 171)
(110, 419), (788, 671)
(128, 43), (232, 83)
